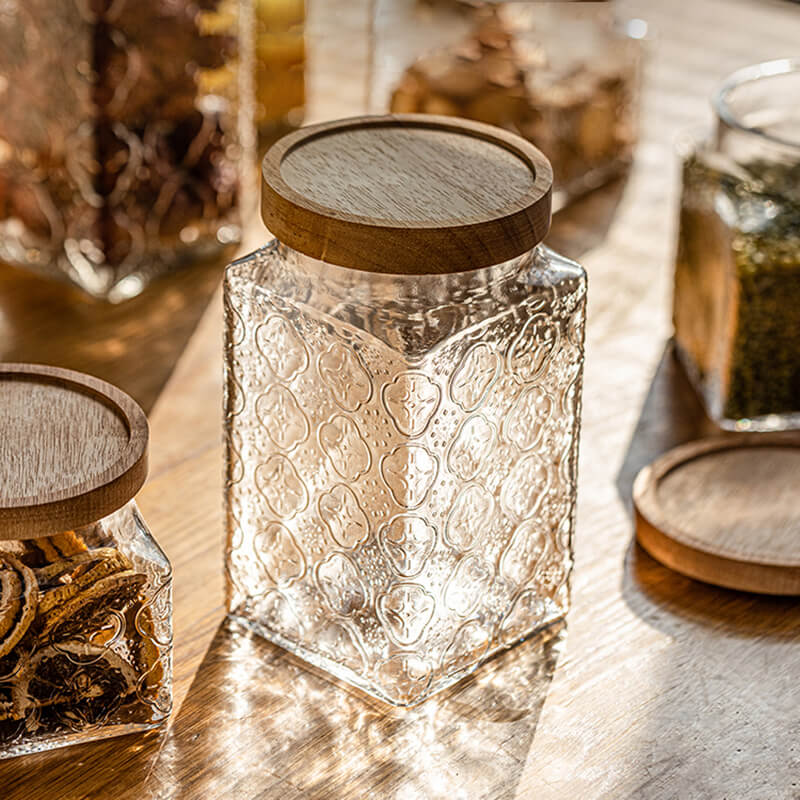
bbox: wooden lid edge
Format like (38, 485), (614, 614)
(633, 434), (800, 596)
(261, 114), (553, 274)
(635, 506), (800, 596)
(0, 451), (148, 541)
(0, 363), (149, 540)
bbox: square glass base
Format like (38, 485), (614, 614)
(0, 720), (163, 761)
(229, 595), (567, 707)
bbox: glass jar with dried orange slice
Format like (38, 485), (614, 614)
(0, 364), (171, 759)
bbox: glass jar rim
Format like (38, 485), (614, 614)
(713, 58), (800, 153)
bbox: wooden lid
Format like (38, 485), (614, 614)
(634, 434), (800, 596)
(0, 364), (149, 540)
(261, 114), (553, 274)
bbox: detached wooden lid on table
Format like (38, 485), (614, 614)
(633, 434), (800, 595)
(0, 364), (149, 540)
(261, 114), (553, 274)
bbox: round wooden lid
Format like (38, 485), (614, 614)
(261, 114), (553, 274)
(0, 364), (149, 540)
(634, 434), (800, 596)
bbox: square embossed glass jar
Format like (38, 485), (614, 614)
(224, 114), (586, 705)
(0, 364), (172, 758)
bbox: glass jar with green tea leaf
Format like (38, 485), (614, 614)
(673, 60), (800, 431)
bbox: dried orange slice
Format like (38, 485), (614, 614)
(12, 641), (138, 720)
(40, 571), (146, 640)
(37, 549), (136, 630)
(0, 554), (38, 660)
(22, 530), (89, 567)
(36, 548), (130, 599)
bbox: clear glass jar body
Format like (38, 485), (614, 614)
(224, 241), (586, 705)
(0, 501), (172, 759)
(0, 1), (241, 301)
(373, 0), (643, 211)
(673, 60), (800, 431)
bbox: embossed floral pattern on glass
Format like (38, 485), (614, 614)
(0, 501), (172, 759)
(224, 242), (585, 705)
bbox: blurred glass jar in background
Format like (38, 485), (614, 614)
(373, 0), (645, 211)
(673, 60), (800, 431)
(0, 1), (241, 301)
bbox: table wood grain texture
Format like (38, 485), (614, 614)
(0, 252), (229, 415)
(1, 0), (800, 797)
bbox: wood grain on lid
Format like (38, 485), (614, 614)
(0, 363), (149, 540)
(280, 127), (536, 224)
(634, 434), (800, 595)
(261, 114), (553, 274)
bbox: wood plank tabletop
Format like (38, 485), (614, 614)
(1, 1), (799, 797)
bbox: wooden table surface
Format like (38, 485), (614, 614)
(2, 1), (800, 797)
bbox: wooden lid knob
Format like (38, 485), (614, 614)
(0, 364), (149, 540)
(634, 433), (800, 596)
(261, 114), (553, 274)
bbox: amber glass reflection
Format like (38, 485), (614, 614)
(253, 0), (306, 157)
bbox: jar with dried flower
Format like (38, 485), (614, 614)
(0, 1), (240, 301)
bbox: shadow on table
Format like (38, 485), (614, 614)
(614, 339), (718, 517)
(613, 341), (800, 798)
(617, 538), (800, 797)
(141, 617), (565, 800)
(0, 725), (167, 799)
(0, 250), (230, 413)
(623, 538), (800, 640)
(615, 338), (800, 634)
(548, 173), (629, 262)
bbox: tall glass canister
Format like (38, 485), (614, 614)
(224, 115), (586, 705)
(673, 60), (800, 430)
